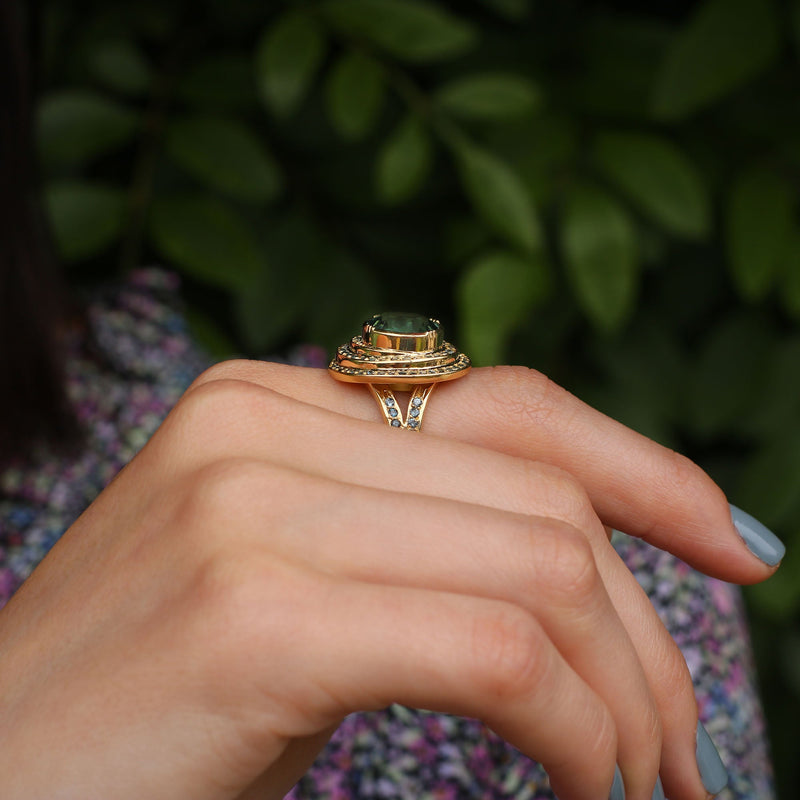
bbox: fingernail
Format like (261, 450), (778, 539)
(730, 503), (785, 566)
(696, 721), (728, 796)
(609, 764), (625, 800)
(651, 775), (665, 800)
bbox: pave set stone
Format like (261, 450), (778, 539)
(383, 392), (425, 429)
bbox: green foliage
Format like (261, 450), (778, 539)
(651, 0), (781, 120)
(33, 1), (800, 794)
(319, 0), (476, 63)
(452, 141), (542, 254)
(325, 51), (386, 140)
(559, 183), (638, 333)
(591, 132), (710, 238)
(37, 90), (139, 165)
(255, 10), (327, 118)
(375, 115), (433, 204)
(725, 166), (795, 300)
(45, 182), (126, 261)
(457, 249), (549, 365)
(165, 115), (282, 203)
(436, 73), (542, 121)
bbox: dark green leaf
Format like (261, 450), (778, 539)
(89, 39), (152, 96)
(148, 194), (263, 290)
(559, 183), (639, 332)
(591, 131), (710, 238)
(36, 91), (138, 166)
(736, 426), (800, 529)
(453, 143), (541, 253)
(484, 112), (579, 207)
(177, 53), (257, 111)
(375, 116), (433, 204)
(746, 336), (800, 439)
(165, 115), (282, 203)
(436, 72), (541, 120)
(570, 18), (670, 120)
(255, 10), (326, 118)
(686, 313), (771, 438)
(44, 181), (126, 261)
(444, 216), (491, 266)
(457, 249), (550, 365)
(325, 51), (385, 140)
(86, 39), (152, 96)
(725, 166), (794, 300)
(234, 213), (322, 352)
(321, 0), (476, 63)
(303, 251), (381, 353)
(779, 231), (800, 319)
(652, 0), (780, 120)
(475, 0), (531, 20)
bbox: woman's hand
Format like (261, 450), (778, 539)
(0, 362), (775, 800)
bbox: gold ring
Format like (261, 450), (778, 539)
(328, 312), (471, 432)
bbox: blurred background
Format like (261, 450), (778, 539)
(28, 0), (800, 794)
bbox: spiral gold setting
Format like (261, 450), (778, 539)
(328, 312), (471, 431)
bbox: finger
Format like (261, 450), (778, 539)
(188, 360), (778, 584)
(255, 469), (660, 800)
(263, 568), (619, 800)
(164, 380), (703, 798)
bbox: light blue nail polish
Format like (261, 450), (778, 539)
(609, 764), (625, 800)
(696, 721), (728, 796)
(651, 775), (665, 800)
(730, 504), (785, 567)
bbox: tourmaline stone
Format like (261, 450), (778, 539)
(369, 312), (439, 334)
(364, 312), (443, 351)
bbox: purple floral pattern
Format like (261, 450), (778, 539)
(0, 270), (774, 799)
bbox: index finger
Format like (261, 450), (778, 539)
(189, 360), (783, 584)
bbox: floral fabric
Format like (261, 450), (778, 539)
(0, 270), (773, 799)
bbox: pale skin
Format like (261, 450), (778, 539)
(0, 362), (777, 800)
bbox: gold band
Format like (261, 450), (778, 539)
(329, 312), (470, 432)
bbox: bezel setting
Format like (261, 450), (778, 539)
(328, 312), (471, 387)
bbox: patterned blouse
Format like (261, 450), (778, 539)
(0, 270), (774, 799)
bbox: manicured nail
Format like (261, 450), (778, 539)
(651, 775), (665, 800)
(609, 764), (625, 800)
(730, 504), (785, 566)
(696, 721), (728, 796)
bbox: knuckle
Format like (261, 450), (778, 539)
(534, 521), (600, 606)
(481, 366), (571, 433)
(586, 703), (618, 765)
(640, 699), (664, 758)
(183, 458), (268, 519)
(656, 638), (695, 707)
(187, 549), (297, 662)
(469, 606), (552, 700)
(187, 359), (267, 394)
(175, 376), (269, 433)
(523, 461), (603, 535)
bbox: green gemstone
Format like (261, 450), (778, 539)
(368, 312), (438, 334)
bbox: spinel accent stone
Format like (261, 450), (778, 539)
(389, 408), (399, 418)
(411, 397), (423, 407)
(410, 408), (420, 418)
(391, 419), (401, 427)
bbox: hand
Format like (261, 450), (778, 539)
(0, 362), (775, 800)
